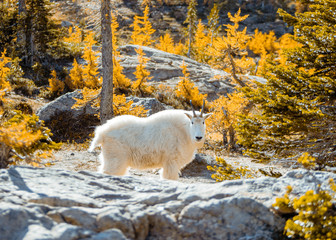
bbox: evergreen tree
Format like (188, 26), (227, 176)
(0, 1), (17, 53)
(19, 0), (60, 67)
(130, 5), (156, 47)
(184, 0), (198, 58)
(207, 3), (221, 46)
(237, 0), (336, 167)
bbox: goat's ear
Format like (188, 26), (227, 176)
(185, 112), (193, 120)
(203, 113), (212, 119)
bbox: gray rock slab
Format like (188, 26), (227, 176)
(1, 167), (335, 239)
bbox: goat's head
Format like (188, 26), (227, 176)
(185, 100), (212, 145)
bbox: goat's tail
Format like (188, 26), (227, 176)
(88, 128), (103, 152)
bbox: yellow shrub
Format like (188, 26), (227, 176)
(0, 49), (11, 103)
(156, 33), (175, 53)
(63, 25), (83, 58)
(0, 111), (60, 167)
(175, 61), (206, 108)
(130, 5), (156, 46)
(207, 157), (255, 181)
(132, 47), (154, 96)
(67, 59), (84, 90)
(47, 70), (64, 96)
(207, 92), (248, 143)
(273, 181), (336, 239)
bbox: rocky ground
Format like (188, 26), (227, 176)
(46, 144), (289, 184)
(1, 166), (335, 239)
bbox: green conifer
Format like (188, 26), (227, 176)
(184, 0), (198, 58)
(237, 0), (336, 167)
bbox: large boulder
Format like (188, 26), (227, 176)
(118, 45), (236, 100)
(37, 92), (168, 123)
(36, 90), (97, 122)
(1, 167), (335, 240)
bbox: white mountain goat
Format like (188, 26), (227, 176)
(89, 100), (212, 180)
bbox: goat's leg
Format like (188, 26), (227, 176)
(99, 138), (129, 176)
(161, 162), (179, 180)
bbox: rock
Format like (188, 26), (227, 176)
(37, 91), (169, 123)
(36, 90), (97, 122)
(1, 167), (335, 239)
(118, 45), (237, 101)
(126, 96), (170, 116)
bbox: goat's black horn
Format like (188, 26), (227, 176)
(200, 99), (205, 117)
(190, 100), (196, 117)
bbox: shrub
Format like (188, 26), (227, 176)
(175, 61), (206, 109)
(207, 156), (255, 181)
(273, 181), (336, 239)
(0, 111), (61, 168)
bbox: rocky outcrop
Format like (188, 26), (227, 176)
(119, 45), (236, 101)
(36, 90), (96, 122)
(37, 91), (167, 123)
(1, 167), (335, 240)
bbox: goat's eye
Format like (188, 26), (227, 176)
(203, 122), (205, 124)
(191, 121), (194, 124)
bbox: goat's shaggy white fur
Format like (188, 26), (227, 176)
(89, 109), (211, 180)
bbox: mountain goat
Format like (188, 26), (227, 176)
(89, 100), (212, 180)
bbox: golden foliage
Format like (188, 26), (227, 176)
(82, 32), (101, 89)
(67, 59), (84, 90)
(67, 31), (101, 90)
(248, 29), (279, 56)
(113, 94), (147, 117)
(207, 92), (248, 143)
(132, 47), (154, 96)
(273, 182), (336, 239)
(297, 152), (316, 170)
(0, 49), (11, 104)
(208, 9), (254, 76)
(0, 111), (61, 167)
(207, 157), (255, 181)
(47, 70), (65, 96)
(130, 5), (156, 46)
(193, 19), (211, 63)
(111, 14), (132, 90)
(62, 25), (83, 58)
(156, 33), (175, 53)
(175, 61), (206, 108)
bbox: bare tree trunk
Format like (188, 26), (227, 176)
(228, 125), (236, 151)
(187, 23), (192, 58)
(0, 143), (12, 169)
(17, 0), (26, 45)
(100, 0), (114, 124)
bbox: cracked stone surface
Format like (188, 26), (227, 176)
(1, 167), (335, 240)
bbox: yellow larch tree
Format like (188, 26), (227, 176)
(62, 25), (84, 58)
(193, 19), (211, 63)
(156, 33), (175, 53)
(0, 49), (11, 106)
(175, 61), (207, 108)
(155, 33), (186, 55)
(248, 29), (279, 75)
(67, 31), (101, 90)
(47, 70), (65, 97)
(112, 13), (132, 90)
(132, 47), (153, 97)
(67, 59), (84, 90)
(208, 9), (254, 86)
(82, 32), (101, 89)
(130, 5), (156, 46)
(207, 92), (248, 150)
